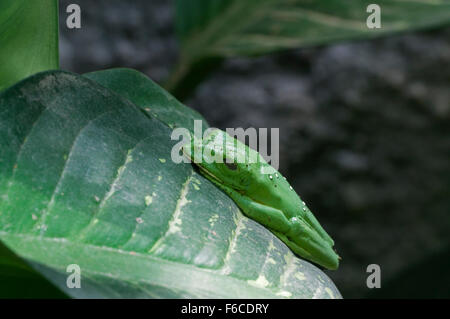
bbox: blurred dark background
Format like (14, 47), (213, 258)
(59, 0), (450, 298)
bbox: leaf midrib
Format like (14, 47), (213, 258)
(0, 231), (285, 298)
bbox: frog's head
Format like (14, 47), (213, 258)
(182, 129), (267, 192)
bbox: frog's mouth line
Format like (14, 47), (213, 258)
(197, 164), (224, 186)
(182, 148), (224, 186)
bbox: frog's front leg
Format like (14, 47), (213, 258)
(221, 186), (291, 233)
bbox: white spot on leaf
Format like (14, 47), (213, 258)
(247, 275), (270, 288)
(276, 290), (292, 298)
(145, 195), (153, 206)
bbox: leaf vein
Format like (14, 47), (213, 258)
(147, 171), (193, 253)
(74, 134), (148, 240)
(219, 209), (244, 274)
(36, 110), (115, 235)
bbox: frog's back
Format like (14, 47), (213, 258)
(247, 161), (304, 219)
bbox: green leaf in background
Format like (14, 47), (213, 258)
(168, 0), (450, 97)
(0, 0), (59, 91)
(0, 70), (341, 298)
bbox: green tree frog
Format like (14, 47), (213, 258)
(182, 129), (340, 270)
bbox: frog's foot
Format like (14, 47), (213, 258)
(286, 217), (340, 270)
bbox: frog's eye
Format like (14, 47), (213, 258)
(225, 162), (238, 170)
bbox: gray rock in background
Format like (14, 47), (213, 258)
(60, 0), (450, 298)
(60, 0), (177, 81)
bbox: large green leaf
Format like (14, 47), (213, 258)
(0, 0), (59, 91)
(84, 68), (209, 134)
(0, 70), (341, 298)
(168, 0), (450, 97)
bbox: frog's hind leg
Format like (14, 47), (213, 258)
(272, 230), (313, 261)
(287, 217), (339, 270)
(222, 186), (292, 233)
(303, 209), (335, 246)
